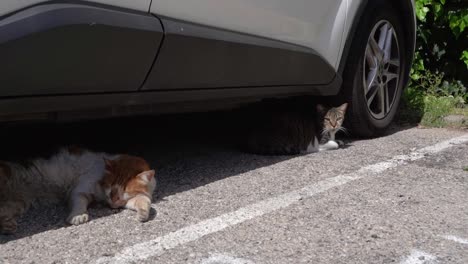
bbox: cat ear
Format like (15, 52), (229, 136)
(137, 170), (155, 183)
(103, 158), (112, 167)
(103, 158), (114, 174)
(316, 104), (326, 114)
(337, 103), (348, 113)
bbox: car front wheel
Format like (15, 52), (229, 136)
(342, 1), (408, 137)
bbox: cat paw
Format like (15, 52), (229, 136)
(320, 140), (339, 151)
(1, 218), (18, 234)
(137, 209), (150, 222)
(67, 213), (89, 225)
(336, 140), (345, 147)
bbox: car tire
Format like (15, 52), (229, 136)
(341, 1), (408, 137)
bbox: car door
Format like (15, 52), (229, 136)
(143, 0), (348, 91)
(0, 0), (162, 96)
(150, 0), (347, 68)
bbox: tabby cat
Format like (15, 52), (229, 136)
(0, 147), (156, 234)
(245, 103), (348, 155)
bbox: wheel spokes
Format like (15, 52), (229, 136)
(363, 20), (401, 119)
(379, 85), (390, 114)
(377, 23), (389, 50)
(383, 71), (398, 84)
(382, 25), (394, 61)
(387, 58), (400, 67)
(366, 46), (378, 69)
(366, 67), (378, 93)
(368, 37), (384, 63)
(367, 85), (380, 107)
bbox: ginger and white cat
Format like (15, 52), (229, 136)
(0, 147), (156, 234)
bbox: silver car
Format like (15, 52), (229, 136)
(0, 0), (416, 136)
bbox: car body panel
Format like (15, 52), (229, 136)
(150, 0), (348, 69)
(0, 3), (163, 96)
(0, 0), (151, 16)
(0, 84), (341, 122)
(142, 17), (338, 91)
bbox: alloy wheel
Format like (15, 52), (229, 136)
(363, 20), (401, 120)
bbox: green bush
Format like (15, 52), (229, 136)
(401, 85), (466, 127)
(401, 67), (467, 126)
(412, 0), (468, 89)
(421, 94), (462, 126)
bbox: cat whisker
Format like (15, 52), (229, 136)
(338, 127), (349, 136)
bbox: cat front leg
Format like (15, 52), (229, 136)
(0, 200), (29, 234)
(0, 207), (19, 234)
(67, 193), (93, 225)
(304, 136), (320, 154)
(335, 139), (345, 147)
(125, 195), (152, 222)
(0, 217), (18, 234)
(319, 140), (340, 151)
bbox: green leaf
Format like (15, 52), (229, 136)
(434, 3), (443, 18)
(416, 1), (431, 21)
(461, 50), (468, 69)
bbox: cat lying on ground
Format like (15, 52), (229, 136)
(245, 102), (348, 155)
(0, 147), (156, 234)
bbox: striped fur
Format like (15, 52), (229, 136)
(246, 103), (347, 155)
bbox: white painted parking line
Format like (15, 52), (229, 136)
(200, 253), (255, 264)
(399, 250), (436, 264)
(95, 134), (468, 264)
(441, 235), (468, 245)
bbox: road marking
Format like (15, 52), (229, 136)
(399, 250), (437, 264)
(441, 235), (468, 245)
(95, 134), (468, 264)
(200, 253), (255, 264)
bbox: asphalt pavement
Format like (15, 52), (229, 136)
(0, 113), (467, 264)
